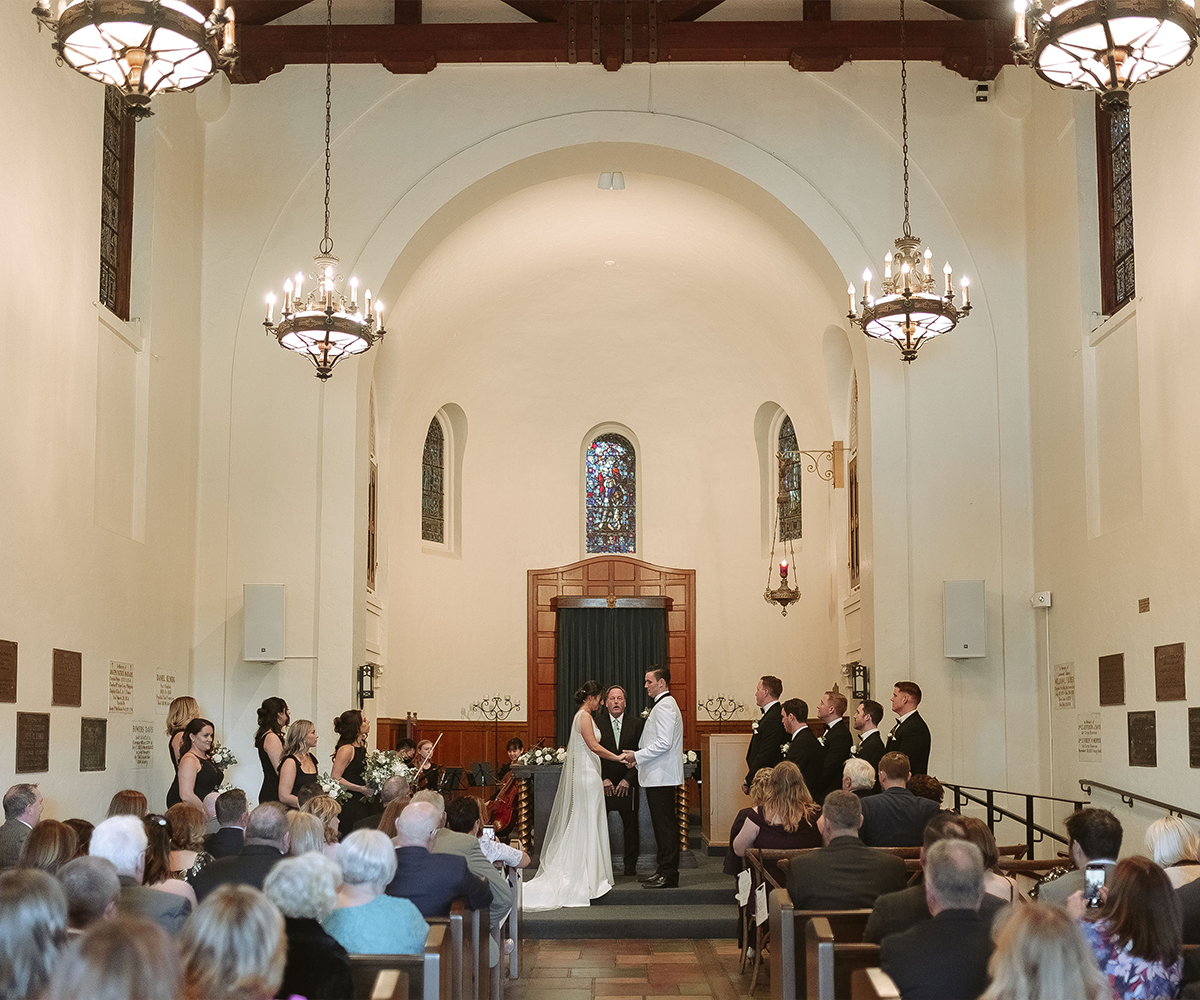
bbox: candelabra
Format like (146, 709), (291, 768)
(469, 695), (520, 765)
(699, 694), (746, 734)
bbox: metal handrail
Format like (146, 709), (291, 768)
(1079, 778), (1200, 822)
(944, 782), (1084, 806)
(943, 781), (1085, 859)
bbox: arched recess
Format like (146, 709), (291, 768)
(755, 402), (802, 558)
(580, 422), (641, 560)
(423, 403), (467, 558)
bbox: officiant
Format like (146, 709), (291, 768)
(595, 684), (644, 876)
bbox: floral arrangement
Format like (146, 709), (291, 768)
(362, 749), (416, 792)
(317, 773), (350, 802)
(685, 750), (699, 765)
(215, 782), (235, 794)
(519, 747), (567, 766)
(209, 742), (238, 769)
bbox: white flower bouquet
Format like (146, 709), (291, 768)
(317, 773), (350, 802)
(215, 782), (235, 794)
(209, 742), (238, 769)
(685, 750), (699, 764)
(362, 750), (415, 792)
(519, 747), (567, 766)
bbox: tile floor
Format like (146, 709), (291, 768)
(506, 938), (757, 1000)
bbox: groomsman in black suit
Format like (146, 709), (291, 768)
(782, 699), (823, 797)
(596, 684), (644, 876)
(852, 700), (886, 773)
(884, 681), (932, 775)
(816, 689), (853, 800)
(743, 675), (786, 792)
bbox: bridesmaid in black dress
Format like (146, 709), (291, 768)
(167, 718), (224, 815)
(277, 719), (322, 809)
(331, 710), (376, 836)
(253, 697), (290, 804)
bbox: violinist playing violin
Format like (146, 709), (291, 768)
(413, 738), (441, 791)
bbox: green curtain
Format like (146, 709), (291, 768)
(554, 608), (668, 748)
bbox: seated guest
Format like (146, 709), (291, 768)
(0, 783), (43, 869)
(166, 802), (214, 886)
(191, 803), (289, 902)
(908, 774), (945, 805)
(0, 868), (68, 1000)
(17, 819), (77, 875)
(142, 814), (197, 907)
(723, 767), (774, 875)
(980, 903), (1111, 1000)
(355, 774), (409, 832)
(386, 801), (493, 916)
(62, 818), (93, 858)
(324, 829), (429, 955)
(58, 855), (120, 932)
(958, 815), (1025, 903)
(106, 789), (148, 819)
(287, 811), (326, 856)
(179, 885), (286, 1000)
(90, 815), (190, 935)
(860, 752), (940, 847)
(45, 915), (180, 1000)
(785, 790), (908, 910)
(377, 795), (409, 839)
(263, 854), (353, 1000)
(295, 784), (322, 808)
(1068, 855), (1183, 1000)
(1146, 814), (1200, 889)
(843, 758), (878, 799)
(1037, 806), (1121, 905)
(732, 761), (822, 857)
(881, 840), (996, 1000)
(301, 794), (342, 860)
(436, 795), (516, 955)
(204, 788), (248, 859)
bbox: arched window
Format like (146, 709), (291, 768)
(778, 415), (802, 541)
(585, 433), (636, 553)
(421, 417), (444, 544)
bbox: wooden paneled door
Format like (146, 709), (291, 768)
(527, 556), (696, 749)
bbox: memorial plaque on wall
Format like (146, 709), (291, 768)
(131, 720), (155, 769)
(108, 661), (133, 714)
(1099, 653), (1125, 707)
(1155, 643), (1186, 701)
(1079, 712), (1102, 760)
(1190, 708), (1200, 768)
(1054, 662), (1076, 710)
(80, 718), (107, 772)
(0, 639), (16, 702)
(1128, 710), (1157, 768)
(52, 648), (82, 707)
(156, 670), (176, 710)
(15, 712), (50, 773)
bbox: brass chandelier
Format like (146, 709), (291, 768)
(1012, 0), (1197, 109)
(847, 0), (971, 363)
(33, 0), (237, 119)
(262, 0), (384, 381)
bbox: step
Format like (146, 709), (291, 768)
(522, 902), (738, 940)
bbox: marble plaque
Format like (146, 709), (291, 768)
(1190, 708), (1200, 769)
(80, 718), (107, 772)
(0, 639), (16, 702)
(1154, 643), (1186, 702)
(1054, 662), (1075, 710)
(52, 648), (82, 707)
(131, 719), (155, 769)
(1128, 710), (1157, 768)
(156, 670), (177, 710)
(1098, 653), (1125, 707)
(108, 661), (133, 714)
(1078, 712), (1102, 760)
(16, 712), (50, 773)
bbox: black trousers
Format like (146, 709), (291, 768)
(607, 791), (640, 868)
(644, 784), (680, 880)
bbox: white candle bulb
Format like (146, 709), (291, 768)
(848, 284), (856, 314)
(375, 300), (384, 328)
(901, 262), (911, 293)
(350, 277), (358, 307)
(943, 261), (953, 296)
(961, 276), (971, 308)
(923, 247), (932, 276)
(1013, 0), (1027, 45)
(863, 268), (872, 300)
(283, 278), (293, 311)
(265, 293), (274, 323)
(884, 252), (893, 280)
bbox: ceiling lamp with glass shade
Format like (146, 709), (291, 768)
(847, 0), (971, 363)
(262, 0), (384, 381)
(1011, 0), (1197, 108)
(32, 0), (237, 120)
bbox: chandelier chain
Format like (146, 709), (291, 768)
(899, 0), (911, 239)
(321, 0), (333, 255)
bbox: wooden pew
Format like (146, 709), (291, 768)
(806, 917), (881, 1000)
(424, 900), (466, 1000)
(768, 887), (872, 1000)
(850, 968), (901, 1000)
(348, 924), (451, 1000)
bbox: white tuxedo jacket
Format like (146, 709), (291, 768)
(635, 692), (684, 787)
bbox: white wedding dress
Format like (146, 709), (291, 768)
(520, 709), (613, 910)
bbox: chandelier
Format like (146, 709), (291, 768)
(1012, 0), (1197, 109)
(847, 0), (971, 363)
(32, 0), (237, 120)
(262, 0), (384, 381)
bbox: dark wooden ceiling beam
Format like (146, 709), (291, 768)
(230, 17), (1011, 83)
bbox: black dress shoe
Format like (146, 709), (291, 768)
(638, 872), (659, 883)
(641, 874), (678, 889)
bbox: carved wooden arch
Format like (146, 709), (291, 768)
(527, 556), (696, 750)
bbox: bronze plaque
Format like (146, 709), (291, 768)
(1190, 708), (1200, 769)
(1128, 711), (1157, 768)
(80, 718), (107, 772)
(0, 640), (16, 702)
(1098, 653), (1125, 707)
(15, 713), (50, 774)
(1155, 642), (1186, 701)
(52, 648), (82, 707)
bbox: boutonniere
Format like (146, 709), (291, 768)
(850, 744), (860, 757)
(817, 735), (826, 747)
(641, 708), (650, 719)
(780, 742), (790, 755)
(888, 721), (900, 738)
(752, 721), (760, 734)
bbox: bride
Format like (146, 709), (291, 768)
(522, 680), (627, 910)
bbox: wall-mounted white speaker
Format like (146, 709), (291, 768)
(943, 580), (986, 659)
(244, 584), (285, 663)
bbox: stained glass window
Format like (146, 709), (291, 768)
(586, 433), (636, 553)
(778, 416), (802, 542)
(1097, 99), (1134, 315)
(100, 86), (135, 320)
(421, 417), (444, 544)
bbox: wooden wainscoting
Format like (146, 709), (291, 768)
(376, 718), (529, 770)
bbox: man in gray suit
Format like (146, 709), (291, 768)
(0, 783), (43, 869)
(91, 815), (190, 935)
(1037, 807), (1122, 905)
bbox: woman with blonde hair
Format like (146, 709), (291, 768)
(732, 761), (822, 857)
(179, 884), (286, 1000)
(166, 802), (214, 885)
(277, 719), (321, 810)
(723, 767), (774, 875)
(301, 795), (342, 861)
(287, 811), (326, 857)
(45, 915), (181, 1000)
(981, 904), (1110, 1000)
(1145, 813), (1200, 888)
(166, 696), (201, 770)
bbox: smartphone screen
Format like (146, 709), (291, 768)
(1084, 864), (1106, 907)
(482, 825), (495, 841)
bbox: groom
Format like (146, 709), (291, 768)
(621, 666), (683, 889)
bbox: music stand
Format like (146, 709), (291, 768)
(438, 767), (463, 795)
(470, 762), (497, 787)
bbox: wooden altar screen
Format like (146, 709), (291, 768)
(527, 556), (696, 749)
